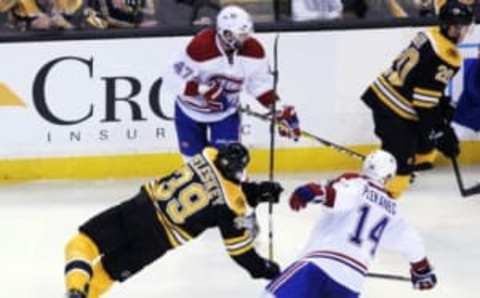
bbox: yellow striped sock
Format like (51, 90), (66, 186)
(65, 233), (100, 292)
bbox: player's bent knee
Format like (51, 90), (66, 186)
(65, 233), (101, 261)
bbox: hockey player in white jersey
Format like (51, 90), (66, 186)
(166, 5), (300, 158)
(263, 150), (437, 298)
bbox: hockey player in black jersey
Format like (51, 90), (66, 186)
(64, 142), (282, 298)
(361, 0), (474, 198)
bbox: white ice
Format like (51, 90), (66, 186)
(0, 166), (479, 298)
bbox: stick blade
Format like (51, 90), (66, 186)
(463, 183), (480, 197)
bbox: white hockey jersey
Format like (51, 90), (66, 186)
(167, 28), (276, 123)
(298, 173), (426, 293)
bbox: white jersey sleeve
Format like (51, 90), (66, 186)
(244, 55), (274, 100)
(380, 214), (426, 263)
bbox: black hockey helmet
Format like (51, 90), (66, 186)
(438, 0), (474, 25)
(214, 142), (250, 184)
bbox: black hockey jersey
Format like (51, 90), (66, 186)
(143, 147), (254, 257)
(362, 27), (461, 124)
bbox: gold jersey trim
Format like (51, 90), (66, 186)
(155, 208), (193, 248)
(372, 78), (418, 121)
(202, 148), (248, 217)
(224, 229), (254, 256)
(224, 230), (250, 245)
(228, 242), (255, 256)
(412, 100), (437, 108)
(413, 87), (442, 98)
(425, 27), (462, 67)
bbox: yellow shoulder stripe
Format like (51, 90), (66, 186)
(426, 27), (462, 67)
(202, 147), (248, 216)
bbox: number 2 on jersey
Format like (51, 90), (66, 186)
(349, 205), (389, 256)
(386, 47), (420, 87)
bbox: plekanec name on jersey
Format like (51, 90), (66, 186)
(362, 187), (397, 215)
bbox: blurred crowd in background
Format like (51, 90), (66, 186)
(0, 0), (476, 32)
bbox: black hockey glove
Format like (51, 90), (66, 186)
(252, 259), (281, 280)
(433, 125), (460, 158)
(438, 95), (455, 125)
(410, 258), (437, 290)
(242, 181), (283, 208)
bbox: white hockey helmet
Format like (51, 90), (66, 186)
(216, 5), (253, 50)
(361, 150), (397, 184)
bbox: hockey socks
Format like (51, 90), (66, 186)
(414, 150), (438, 171)
(87, 261), (114, 298)
(65, 233), (100, 295)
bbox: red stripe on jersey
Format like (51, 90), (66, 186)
(184, 81), (200, 96)
(256, 90), (278, 107)
(308, 250), (368, 271)
(187, 28), (222, 62)
(238, 38), (265, 58)
(324, 186), (336, 207)
(327, 173), (360, 187)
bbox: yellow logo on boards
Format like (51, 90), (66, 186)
(0, 83), (25, 107)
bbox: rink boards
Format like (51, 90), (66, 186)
(0, 26), (479, 180)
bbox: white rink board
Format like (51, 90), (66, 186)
(0, 26), (478, 159)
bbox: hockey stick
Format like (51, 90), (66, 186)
(239, 105), (366, 161)
(267, 34), (280, 261)
(451, 157), (480, 197)
(367, 272), (411, 282)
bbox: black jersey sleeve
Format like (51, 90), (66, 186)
(217, 208), (275, 279)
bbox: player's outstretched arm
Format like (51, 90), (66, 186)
(289, 182), (335, 211)
(218, 210), (280, 280)
(241, 181), (283, 208)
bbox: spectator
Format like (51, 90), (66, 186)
(84, 0), (156, 29)
(4, 0), (82, 30)
(176, 0), (220, 25)
(291, 0), (343, 21)
(386, 0), (450, 18)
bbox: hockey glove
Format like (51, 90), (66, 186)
(433, 125), (459, 158)
(254, 259), (281, 280)
(439, 96), (455, 124)
(242, 181), (283, 208)
(289, 183), (324, 211)
(276, 105), (301, 141)
(410, 258), (437, 290)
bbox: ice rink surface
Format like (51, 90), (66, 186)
(1, 166), (479, 298)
